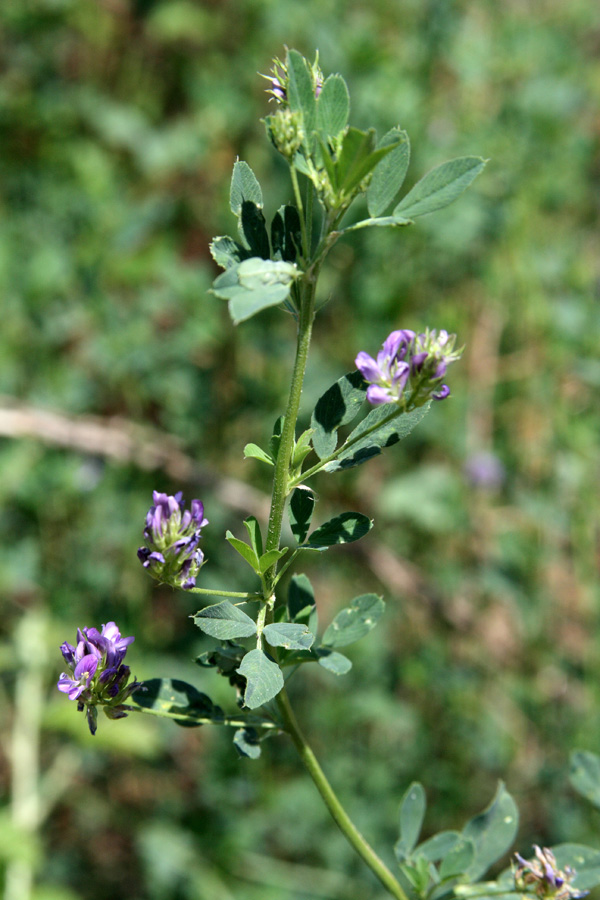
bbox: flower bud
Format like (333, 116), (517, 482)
(138, 491), (208, 590)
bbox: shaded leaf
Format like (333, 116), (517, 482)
(288, 488), (315, 544)
(233, 727), (261, 760)
(288, 573), (318, 636)
(325, 403), (430, 472)
(132, 678), (223, 728)
(243, 516), (263, 557)
(394, 156), (486, 219)
(316, 73), (350, 139)
(316, 648), (352, 675)
(304, 511), (372, 550)
(239, 200), (270, 258)
(462, 782), (518, 881)
(570, 751), (600, 809)
(194, 600), (257, 640)
(271, 205), (302, 262)
(269, 415), (285, 462)
(237, 649), (284, 709)
(311, 370), (367, 459)
(210, 235), (249, 269)
(367, 127), (411, 217)
(263, 622), (315, 651)
(322, 593), (385, 648)
(230, 160), (263, 215)
(336, 127), (395, 197)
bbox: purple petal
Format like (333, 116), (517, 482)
(432, 385), (450, 400)
(60, 642), (76, 666)
(355, 352), (382, 383)
(366, 384), (393, 405)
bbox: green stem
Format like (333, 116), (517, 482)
(188, 587), (260, 600)
(276, 688), (409, 900)
(127, 704), (278, 729)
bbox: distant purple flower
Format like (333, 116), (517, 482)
(464, 452), (505, 489)
(138, 491), (208, 590)
(355, 327), (462, 409)
(514, 846), (588, 900)
(57, 621), (140, 735)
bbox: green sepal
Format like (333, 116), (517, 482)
(311, 370), (367, 459)
(233, 727), (262, 759)
(271, 205), (302, 263)
(303, 511), (373, 550)
(287, 573), (318, 637)
(131, 678), (223, 728)
(243, 516), (263, 558)
(226, 531), (260, 571)
(394, 156), (486, 219)
(194, 600), (257, 640)
(243, 443), (274, 465)
(263, 622), (315, 651)
(288, 487), (315, 544)
(570, 750), (600, 809)
(230, 160), (263, 215)
(324, 402), (430, 473)
(367, 127), (411, 217)
(237, 648), (284, 709)
(462, 782), (518, 881)
(316, 647), (352, 675)
(321, 593), (385, 648)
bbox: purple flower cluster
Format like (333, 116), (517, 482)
(138, 491), (208, 590)
(58, 622), (140, 735)
(263, 54), (323, 106)
(355, 328), (462, 408)
(514, 846), (589, 900)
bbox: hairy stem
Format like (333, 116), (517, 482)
(276, 688), (409, 900)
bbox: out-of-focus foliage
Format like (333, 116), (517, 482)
(0, 1), (599, 899)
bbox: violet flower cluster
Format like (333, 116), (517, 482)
(514, 846), (589, 900)
(57, 622), (140, 735)
(355, 328), (462, 408)
(138, 491), (208, 590)
(264, 53), (323, 105)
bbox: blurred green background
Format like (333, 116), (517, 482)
(1, 1), (599, 898)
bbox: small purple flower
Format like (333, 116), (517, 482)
(138, 491), (208, 590)
(514, 846), (589, 900)
(57, 621), (140, 735)
(355, 327), (462, 409)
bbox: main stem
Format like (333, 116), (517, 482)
(276, 688), (409, 900)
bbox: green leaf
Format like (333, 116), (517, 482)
(286, 49), (316, 144)
(233, 727), (262, 760)
(462, 782), (518, 881)
(291, 428), (314, 470)
(325, 403), (430, 472)
(439, 838), (475, 880)
(239, 201), (270, 258)
(322, 593), (385, 648)
(263, 622), (315, 651)
(194, 600), (257, 640)
(394, 156), (486, 219)
(237, 649), (284, 709)
(243, 443), (274, 465)
(553, 844), (600, 891)
(316, 74), (350, 139)
(417, 831), (462, 862)
(258, 547), (287, 574)
(316, 648), (352, 675)
(288, 488), (315, 544)
(243, 516), (263, 558)
(367, 128), (411, 217)
(212, 258), (298, 325)
(271, 205), (302, 262)
(396, 783), (426, 859)
(311, 370), (367, 458)
(132, 678), (223, 727)
(570, 751), (600, 809)
(304, 511), (373, 550)
(288, 573), (318, 636)
(343, 213), (413, 232)
(226, 531), (259, 571)
(335, 127), (385, 196)
(209, 235), (249, 269)
(230, 160), (263, 215)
